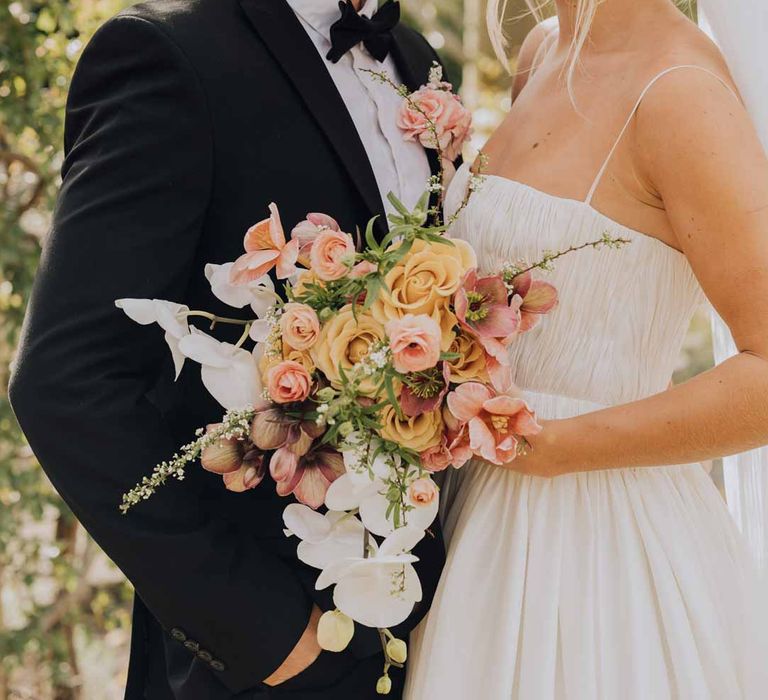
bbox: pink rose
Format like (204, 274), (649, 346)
(397, 87), (473, 162)
(447, 382), (542, 466)
(309, 229), (356, 281)
(291, 213), (340, 268)
(280, 303), (320, 351)
(267, 360), (312, 404)
(408, 477), (438, 507)
(386, 314), (442, 374)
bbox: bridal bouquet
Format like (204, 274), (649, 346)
(119, 65), (625, 693)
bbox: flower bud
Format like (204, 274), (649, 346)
(319, 307), (335, 322)
(386, 637), (408, 664)
(376, 674), (392, 695)
(315, 387), (337, 403)
(338, 421), (355, 438)
(201, 429), (242, 475)
(316, 610), (354, 653)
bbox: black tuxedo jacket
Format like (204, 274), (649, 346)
(9, 0), (447, 697)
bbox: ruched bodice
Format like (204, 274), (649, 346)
(445, 164), (705, 406)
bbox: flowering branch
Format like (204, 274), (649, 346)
(119, 407), (257, 514)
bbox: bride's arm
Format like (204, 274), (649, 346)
(508, 69), (768, 477)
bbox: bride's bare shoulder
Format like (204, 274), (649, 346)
(648, 18), (736, 91)
(511, 17), (558, 101)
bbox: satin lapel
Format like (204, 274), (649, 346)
(388, 27), (441, 179)
(238, 0), (386, 224)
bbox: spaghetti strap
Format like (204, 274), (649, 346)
(584, 64), (741, 205)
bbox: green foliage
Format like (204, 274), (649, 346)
(1, 1), (131, 696)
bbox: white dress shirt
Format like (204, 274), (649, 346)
(286, 0), (432, 217)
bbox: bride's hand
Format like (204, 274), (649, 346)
(499, 419), (571, 478)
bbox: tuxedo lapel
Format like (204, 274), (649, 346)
(238, 0), (386, 225)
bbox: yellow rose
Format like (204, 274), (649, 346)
(446, 329), (489, 383)
(378, 405), (444, 452)
(291, 270), (322, 299)
(370, 238), (476, 349)
(283, 342), (315, 374)
(311, 305), (386, 395)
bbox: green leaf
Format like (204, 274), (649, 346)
(364, 216), (380, 252)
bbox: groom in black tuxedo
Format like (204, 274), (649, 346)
(9, 0), (448, 697)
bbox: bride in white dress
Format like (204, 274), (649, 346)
(405, 0), (768, 698)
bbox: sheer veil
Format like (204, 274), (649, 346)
(699, 0), (768, 572)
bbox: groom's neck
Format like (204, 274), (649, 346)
(553, 0), (682, 53)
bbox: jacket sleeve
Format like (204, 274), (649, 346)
(8, 15), (311, 693)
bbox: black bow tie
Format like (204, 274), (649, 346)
(326, 1), (400, 64)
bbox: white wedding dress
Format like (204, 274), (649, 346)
(405, 66), (768, 700)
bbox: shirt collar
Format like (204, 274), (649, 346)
(287, 0), (380, 42)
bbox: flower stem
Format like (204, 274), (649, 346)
(235, 322), (252, 348)
(183, 310), (251, 327)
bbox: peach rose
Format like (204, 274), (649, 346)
(386, 314), (442, 374)
(311, 305), (386, 396)
(280, 303), (320, 351)
(309, 229), (356, 281)
(370, 238), (475, 351)
(407, 477), (438, 507)
(267, 360), (312, 404)
(445, 329), (489, 384)
(378, 405), (443, 452)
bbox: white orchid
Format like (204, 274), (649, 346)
(325, 527), (425, 629)
(326, 434), (439, 537)
(283, 503), (370, 570)
(177, 328), (263, 410)
(204, 262), (281, 315)
(283, 505), (424, 630)
(115, 298), (190, 378)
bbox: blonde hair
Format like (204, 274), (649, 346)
(487, 1), (692, 100)
(486, 0), (599, 100)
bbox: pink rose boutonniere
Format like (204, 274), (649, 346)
(397, 64), (473, 162)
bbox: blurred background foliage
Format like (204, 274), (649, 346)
(0, 0), (709, 697)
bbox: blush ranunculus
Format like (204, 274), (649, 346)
(291, 213), (340, 268)
(350, 260), (378, 278)
(280, 302), (321, 351)
(446, 382), (542, 465)
(420, 439), (454, 472)
(309, 229), (356, 281)
(386, 313), (442, 374)
(407, 477), (438, 507)
(267, 360), (313, 404)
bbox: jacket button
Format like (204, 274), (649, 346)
(197, 650), (213, 663)
(184, 640), (200, 653)
(170, 628), (187, 642)
(210, 660), (226, 672)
